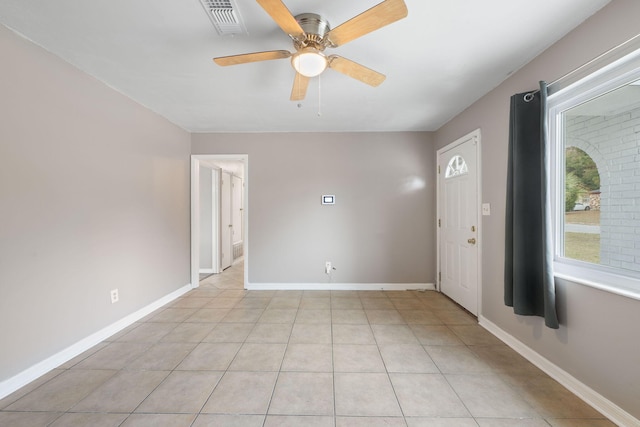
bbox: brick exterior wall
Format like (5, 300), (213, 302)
(565, 102), (640, 272)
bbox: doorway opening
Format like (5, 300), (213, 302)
(191, 154), (248, 289)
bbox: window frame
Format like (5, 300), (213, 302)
(548, 48), (640, 301)
(445, 154), (469, 179)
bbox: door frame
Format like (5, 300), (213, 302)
(191, 154), (248, 289)
(436, 129), (482, 316)
(197, 165), (220, 275)
(219, 170), (233, 271)
(231, 174), (244, 246)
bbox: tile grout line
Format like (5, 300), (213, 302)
(331, 292), (336, 425)
(261, 293), (300, 425)
(196, 290), (261, 423)
(372, 296), (408, 425)
(93, 298), (219, 426)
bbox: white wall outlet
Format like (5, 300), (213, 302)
(325, 261), (332, 274)
(482, 203), (491, 216)
(110, 289), (119, 304)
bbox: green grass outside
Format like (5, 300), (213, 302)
(564, 232), (600, 264)
(564, 210), (600, 264)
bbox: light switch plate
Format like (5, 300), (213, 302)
(482, 203), (491, 216)
(322, 195), (335, 205)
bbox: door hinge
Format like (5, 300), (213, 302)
(438, 165), (441, 174)
(438, 272), (441, 283)
(438, 219), (441, 227)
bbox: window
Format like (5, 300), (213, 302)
(549, 48), (640, 298)
(445, 155), (468, 178)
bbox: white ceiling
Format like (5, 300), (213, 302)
(0, 0), (611, 133)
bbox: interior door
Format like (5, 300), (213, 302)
(438, 132), (479, 315)
(220, 171), (232, 270)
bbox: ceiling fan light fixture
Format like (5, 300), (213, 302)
(291, 48), (327, 77)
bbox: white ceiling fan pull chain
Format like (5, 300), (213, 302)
(318, 74), (322, 117)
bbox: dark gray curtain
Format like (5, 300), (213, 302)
(505, 81), (559, 329)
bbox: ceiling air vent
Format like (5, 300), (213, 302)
(199, 0), (246, 36)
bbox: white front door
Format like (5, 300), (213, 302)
(438, 130), (480, 315)
(220, 171), (232, 270)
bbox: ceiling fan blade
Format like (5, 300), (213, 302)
(256, 0), (306, 40)
(213, 50), (291, 66)
(290, 73), (310, 101)
(328, 55), (386, 87)
(326, 0), (408, 47)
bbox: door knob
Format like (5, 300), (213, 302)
(467, 238), (476, 244)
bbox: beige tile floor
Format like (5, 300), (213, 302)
(0, 261), (615, 427)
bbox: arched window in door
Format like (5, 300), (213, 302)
(445, 155), (468, 178)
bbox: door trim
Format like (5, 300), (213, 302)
(220, 170), (232, 271)
(191, 154), (248, 289)
(436, 129), (482, 317)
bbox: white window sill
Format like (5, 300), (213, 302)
(554, 262), (640, 302)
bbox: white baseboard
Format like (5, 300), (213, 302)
(246, 282), (436, 291)
(479, 315), (638, 427)
(0, 283), (192, 401)
(198, 268), (214, 274)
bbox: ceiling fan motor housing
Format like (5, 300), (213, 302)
(294, 13), (330, 50)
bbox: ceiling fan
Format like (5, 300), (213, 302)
(213, 0), (408, 101)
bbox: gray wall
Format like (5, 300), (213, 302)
(199, 166), (213, 270)
(434, 0), (640, 419)
(192, 132), (435, 284)
(0, 25), (191, 382)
